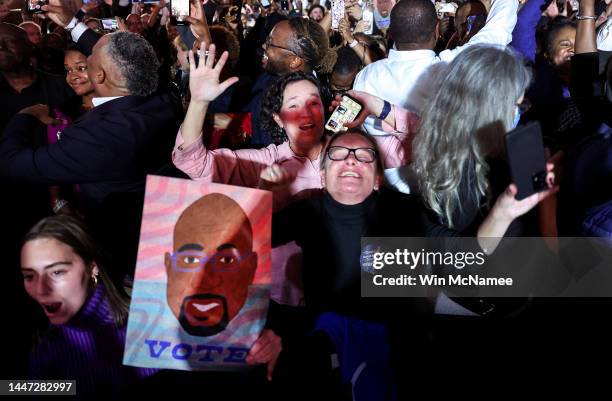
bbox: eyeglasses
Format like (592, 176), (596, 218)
(264, 36), (298, 55)
(326, 146), (377, 163)
(330, 85), (352, 97)
(170, 250), (252, 273)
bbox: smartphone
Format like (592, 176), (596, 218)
(101, 18), (118, 31)
(331, 0), (345, 29)
(172, 0), (190, 25)
(504, 121), (548, 200)
(260, 0), (270, 7)
(325, 95), (363, 133)
(281, 0), (289, 10)
(466, 14), (486, 34)
(27, 0), (48, 14)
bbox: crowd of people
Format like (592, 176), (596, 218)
(1, 0), (611, 398)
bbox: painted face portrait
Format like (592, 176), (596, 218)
(164, 193), (257, 337)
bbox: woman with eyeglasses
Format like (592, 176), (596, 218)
(270, 128), (556, 399)
(172, 44), (417, 306)
(21, 215), (157, 398)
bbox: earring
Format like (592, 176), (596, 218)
(92, 274), (99, 286)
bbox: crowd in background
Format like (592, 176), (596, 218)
(1, 0), (612, 398)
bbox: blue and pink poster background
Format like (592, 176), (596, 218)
(123, 175), (272, 371)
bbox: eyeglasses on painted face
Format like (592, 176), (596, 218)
(170, 250), (252, 273)
(326, 146), (377, 163)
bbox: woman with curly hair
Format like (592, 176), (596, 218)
(172, 45), (415, 305)
(173, 45), (412, 211)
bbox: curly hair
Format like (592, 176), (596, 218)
(259, 72), (326, 145)
(286, 17), (337, 75)
(106, 31), (160, 96)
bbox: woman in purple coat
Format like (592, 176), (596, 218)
(20, 215), (156, 398)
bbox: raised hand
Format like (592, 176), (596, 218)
(42, 0), (81, 28)
(339, 14), (353, 44)
(491, 163), (559, 223)
(345, 0), (363, 20)
(188, 43), (239, 104)
(329, 90), (386, 129)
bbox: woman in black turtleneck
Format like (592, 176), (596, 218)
(267, 129), (556, 398)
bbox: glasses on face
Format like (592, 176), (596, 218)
(264, 36), (298, 55)
(330, 85), (351, 97)
(326, 146), (377, 163)
(170, 250), (252, 273)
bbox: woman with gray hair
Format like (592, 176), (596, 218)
(412, 44), (533, 232)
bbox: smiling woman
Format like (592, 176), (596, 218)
(172, 46), (409, 307)
(20, 215), (157, 398)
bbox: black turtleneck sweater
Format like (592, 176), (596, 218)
(273, 188), (449, 321)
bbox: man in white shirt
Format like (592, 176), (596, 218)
(353, 0), (518, 135)
(352, 0), (517, 192)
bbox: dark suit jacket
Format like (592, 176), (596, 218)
(0, 91), (183, 210)
(0, 28), (183, 210)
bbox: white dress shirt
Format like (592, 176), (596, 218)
(353, 0), (519, 136)
(353, 0), (518, 193)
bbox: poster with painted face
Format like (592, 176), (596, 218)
(123, 176), (272, 371)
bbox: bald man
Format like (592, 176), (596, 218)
(165, 193), (258, 337)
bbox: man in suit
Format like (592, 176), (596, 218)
(0, 4), (183, 283)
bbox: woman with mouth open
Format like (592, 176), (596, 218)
(172, 44), (417, 307)
(173, 44), (415, 211)
(269, 129), (557, 399)
(20, 215), (157, 398)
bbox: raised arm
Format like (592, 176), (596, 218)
(180, 44), (239, 149)
(334, 90), (420, 135)
(477, 164), (558, 254)
(575, 0), (598, 53)
(510, 0), (548, 63)
(440, 0), (518, 61)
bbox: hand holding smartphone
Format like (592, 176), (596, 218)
(504, 121), (548, 200)
(326, 95), (363, 133)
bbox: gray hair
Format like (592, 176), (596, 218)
(106, 31), (160, 96)
(412, 45), (532, 229)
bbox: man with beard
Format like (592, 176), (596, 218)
(164, 193), (258, 337)
(243, 18), (336, 146)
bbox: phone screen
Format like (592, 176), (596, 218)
(101, 18), (118, 30)
(27, 0), (47, 13)
(325, 95), (362, 133)
(260, 0), (270, 7)
(331, 0), (345, 29)
(172, 0), (190, 23)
